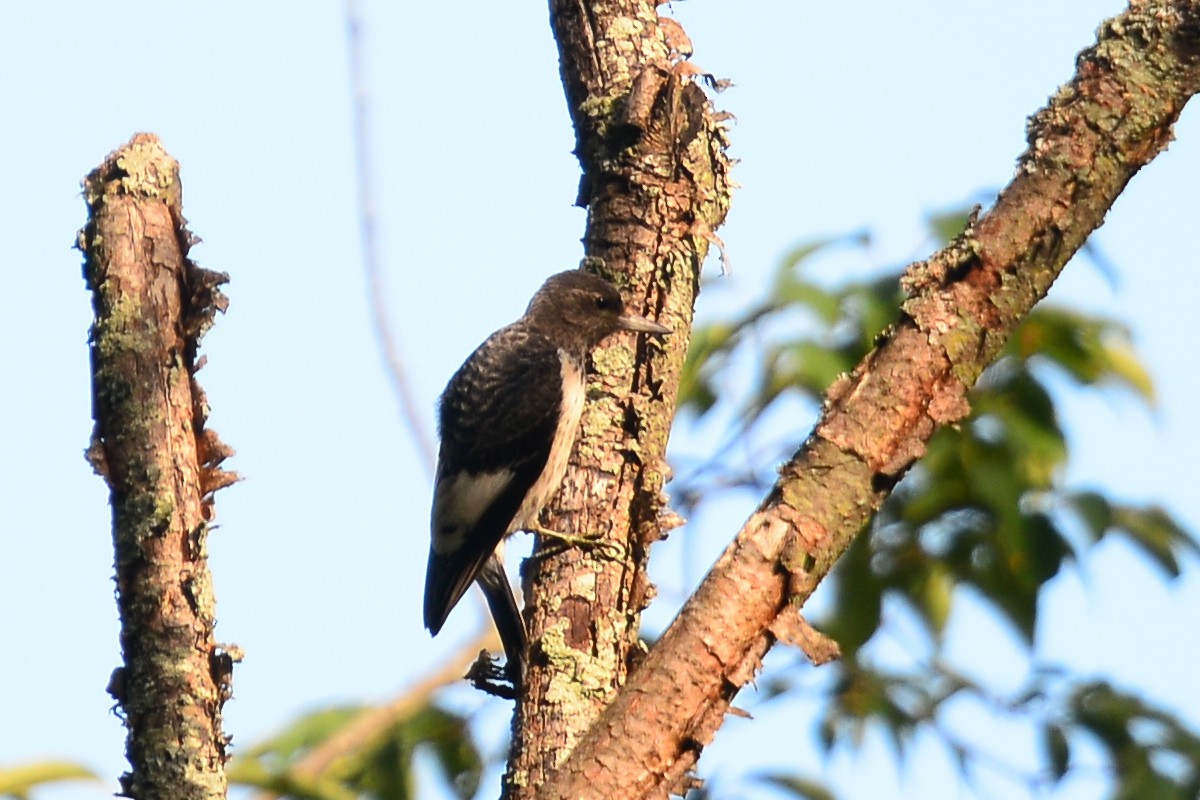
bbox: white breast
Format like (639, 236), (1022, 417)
(510, 350), (586, 532)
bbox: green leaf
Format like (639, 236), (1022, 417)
(1113, 769), (1188, 800)
(775, 230), (870, 285)
(822, 535), (882, 656)
(240, 705), (366, 761)
(228, 701), (482, 800)
(842, 276), (904, 348)
(1110, 504), (1199, 577)
(756, 772), (838, 800)
(1064, 491), (1113, 543)
(1044, 724), (1070, 781)
(1017, 513), (1071, 589)
(1064, 496), (1197, 576)
(971, 513), (1070, 643)
(403, 706), (482, 800)
(772, 278), (844, 324)
(678, 323), (739, 414)
(1102, 338), (1155, 403)
(927, 208), (973, 245)
(1009, 308), (1155, 403)
(919, 562), (955, 636)
(759, 341), (852, 406)
(817, 715), (837, 753)
(1072, 682), (1200, 797)
(227, 758), (359, 800)
(0, 762), (96, 796)
(972, 370), (1067, 488)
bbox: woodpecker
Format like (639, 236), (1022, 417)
(424, 269), (670, 685)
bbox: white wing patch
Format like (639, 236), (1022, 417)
(430, 351), (586, 555)
(430, 469), (514, 555)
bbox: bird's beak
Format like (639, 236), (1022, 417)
(617, 313), (671, 335)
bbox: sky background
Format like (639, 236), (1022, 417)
(1, 2), (1196, 799)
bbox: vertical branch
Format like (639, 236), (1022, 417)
(80, 134), (238, 800)
(506, 1), (733, 795)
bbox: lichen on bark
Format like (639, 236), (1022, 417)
(505, 2), (734, 796)
(80, 133), (238, 800)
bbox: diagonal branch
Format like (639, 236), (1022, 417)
(243, 629), (498, 800)
(536, 3), (1200, 799)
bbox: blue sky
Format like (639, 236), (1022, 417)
(1, 2), (1196, 799)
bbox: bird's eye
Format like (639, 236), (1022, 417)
(594, 293), (617, 311)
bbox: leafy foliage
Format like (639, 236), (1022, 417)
(217, 211), (1197, 800)
(0, 761), (96, 799)
(1067, 682), (1200, 799)
(754, 772), (838, 800)
(674, 210), (1199, 799)
(227, 701), (482, 800)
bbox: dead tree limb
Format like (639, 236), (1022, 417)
(80, 133), (238, 800)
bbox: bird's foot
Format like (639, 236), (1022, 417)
(529, 524), (627, 562)
(464, 650), (519, 700)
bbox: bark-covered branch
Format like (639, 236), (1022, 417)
(80, 133), (238, 800)
(534, 2), (1200, 799)
(505, 1), (733, 795)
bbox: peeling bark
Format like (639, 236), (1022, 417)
(80, 133), (238, 800)
(531, 2), (1200, 799)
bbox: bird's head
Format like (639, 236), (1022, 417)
(525, 270), (670, 351)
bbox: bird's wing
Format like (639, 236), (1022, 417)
(424, 326), (563, 635)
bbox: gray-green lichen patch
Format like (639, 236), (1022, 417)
(591, 341), (636, 377)
(541, 612), (624, 712)
(116, 142), (177, 197)
(83, 134), (182, 208)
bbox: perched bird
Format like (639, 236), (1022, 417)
(424, 270), (670, 684)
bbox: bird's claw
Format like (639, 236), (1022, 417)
(465, 650), (519, 700)
(529, 524), (627, 562)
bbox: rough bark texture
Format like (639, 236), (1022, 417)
(532, 3), (1200, 799)
(504, 2), (733, 796)
(80, 133), (238, 800)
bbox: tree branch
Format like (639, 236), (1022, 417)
(80, 133), (238, 800)
(344, 0), (437, 473)
(535, 3), (1200, 798)
(505, 1), (733, 795)
(243, 629), (498, 799)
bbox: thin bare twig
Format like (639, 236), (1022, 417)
(345, 0), (437, 474)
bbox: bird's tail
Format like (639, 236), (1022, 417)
(475, 552), (528, 685)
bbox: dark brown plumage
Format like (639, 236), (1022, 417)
(424, 270), (669, 685)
